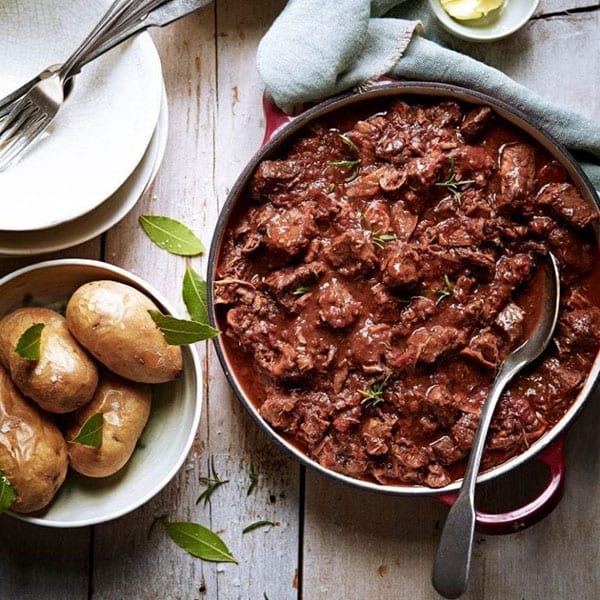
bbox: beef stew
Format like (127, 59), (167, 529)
(214, 95), (600, 489)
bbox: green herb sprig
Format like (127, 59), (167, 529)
(435, 275), (454, 306)
(435, 158), (475, 205)
(328, 134), (361, 182)
(370, 232), (397, 249)
(196, 456), (229, 506)
(242, 520), (275, 534)
(358, 378), (388, 409)
(247, 463), (259, 496)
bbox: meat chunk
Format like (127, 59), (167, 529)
(261, 206), (318, 256)
(325, 230), (378, 276)
(430, 435), (465, 465)
(381, 241), (421, 288)
(259, 392), (299, 432)
(497, 142), (536, 208)
(263, 261), (325, 300)
(460, 106), (495, 141)
(390, 202), (418, 241)
(388, 325), (467, 370)
(460, 330), (501, 369)
(536, 182), (598, 228)
(548, 227), (594, 275)
(361, 415), (397, 456)
(349, 320), (391, 374)
(317, 279), (361, 329)
(494, 302), (525, 344)
(250, 159), (300, 201)
(558, 307), (600, 352)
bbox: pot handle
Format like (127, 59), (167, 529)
(262, 93), (296, 144)
(436, 436), (566, 535)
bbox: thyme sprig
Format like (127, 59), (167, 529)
(196, 456), (229, 506)
(328, 134), (361, 182)
(435, 275), (454, 305)
(435, 158), (475, 205)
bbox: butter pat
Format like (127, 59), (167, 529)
(440, 0), (504, 20)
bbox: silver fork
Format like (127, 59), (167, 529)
(0, 0), (142, 172)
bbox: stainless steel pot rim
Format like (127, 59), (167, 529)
(208, 81), (600, 496)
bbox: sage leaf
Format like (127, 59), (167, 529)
(0, 470), (16, 514)
(148, 310), (219, 345)
(139, 215), (205, 256)
(71, 413), (103, 447)
(162, 521), (238, 564)
(242, 520), (275, 534)
(182, 266), (209, 323)
(15, 323), (44, 360)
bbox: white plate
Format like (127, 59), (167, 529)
(0, 87), (168, 256)
(428, 0), (540, 42)
(0, 0), (163, 231)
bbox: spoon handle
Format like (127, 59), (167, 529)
(431, 367), (514, 599)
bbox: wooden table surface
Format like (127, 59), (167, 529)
(1, 1), (599, 598)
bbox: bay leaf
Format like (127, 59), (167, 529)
(0, 471), (16, 514)
(139, 215), (205, 256)
(71, 413), (103, 447)
(15, 323), (45, 360)
(148, 310), (219, 345)
(162, 520), (238, 564)
(182, 266), (209, 323)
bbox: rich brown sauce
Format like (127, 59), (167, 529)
(215, 96), (600, 488)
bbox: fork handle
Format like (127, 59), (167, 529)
(59, 0), (140, 81)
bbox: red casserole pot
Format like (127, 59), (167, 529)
(207, 82), (600, 534)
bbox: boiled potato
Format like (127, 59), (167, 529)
(0, 365), (68, 513)
(0, 307), (98, 413)
(66, 280), (183, 384)
(67, 372), (151, 478)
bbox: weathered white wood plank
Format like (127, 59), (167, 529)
(206, 2), (300, 599)
(302, 8), (600, 600)
(91, 6), (218, 599)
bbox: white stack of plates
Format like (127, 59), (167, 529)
(0, 0), (168, 255)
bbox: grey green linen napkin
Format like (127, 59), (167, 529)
(257, 0), (600, 189)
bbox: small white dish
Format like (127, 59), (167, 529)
(0, 87), (168, 256)
(0, 0), (163, 231)
(0, 259), (202, 527)
(428, 0), (540, 42)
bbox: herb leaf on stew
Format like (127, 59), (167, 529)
(70, 413), (103, 447)
(139, 215), (205, 256)
(0, 470), (16, 514)
(15, 323), (45, 360)
(162, 521), (238, 564)
(148, 311), (220, 345)
(182, 266), (209, 323)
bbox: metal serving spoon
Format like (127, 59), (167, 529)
(431, 252), (561, 599)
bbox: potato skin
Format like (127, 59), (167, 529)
(0, 307), (98, 413)
(67, 372), (152, 478)
(66, 281), (183, 384)
(0, 365), (68, 513)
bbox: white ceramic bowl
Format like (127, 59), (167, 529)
(0, 259), (202, 527)
(428, 0), (540, 42)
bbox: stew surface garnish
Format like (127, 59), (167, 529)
(215, 97), (600, 488)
